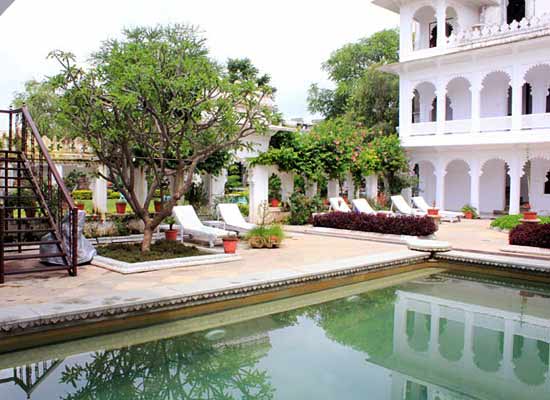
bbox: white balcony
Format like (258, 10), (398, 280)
(411, 122), (436, 136)
(479, 116), (512, 133)
(444, 119), (471, 134)
(522, 113), (550, 130)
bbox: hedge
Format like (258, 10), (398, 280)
(313, 212), (437, 237)
(72, 189), (122, 200)
(509, 224), (550, 249)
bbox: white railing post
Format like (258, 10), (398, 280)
(436, 0), (447, 49)
(512, 66), (524, 131)
(436, 81), (447, 134)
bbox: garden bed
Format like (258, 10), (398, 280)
(93, 240), (242, 274)
(490, 214), (550, 231)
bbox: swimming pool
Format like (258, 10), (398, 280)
(0, 268), (548, 399)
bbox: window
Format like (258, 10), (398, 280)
(507, 0), (525, 24)
(545, 171), (550, 195)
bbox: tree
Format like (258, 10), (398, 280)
(307, 28), (399, 127)
(50, 24), (276, 251)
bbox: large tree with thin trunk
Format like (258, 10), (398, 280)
(50, 24), (276, 251)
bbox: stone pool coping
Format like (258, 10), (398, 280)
(92, 250), (242, 274)
(0, 250), (428, 337)
(292, 226), (431, 245)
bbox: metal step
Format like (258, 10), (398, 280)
(5, 227), (55, 234)
(4, 252), (65, 261)
(3, 240), (61, 247)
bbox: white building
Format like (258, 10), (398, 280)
(373, 0), (550, 215)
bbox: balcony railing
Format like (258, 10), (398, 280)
(444, 119), (471, 134)
(411, 122), (436, 136)
(447, 14), (550, 48)
(479, 116), (512, 132)
(522, 113), (550, 130)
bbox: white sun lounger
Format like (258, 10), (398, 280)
(352, 198), (394, 216)
(173, 205), (233, 247)
(412, 196), (463, 223)
(217, 203), (256, 234)
(390, 195), (426, 216)
(329, 197), (351, 213)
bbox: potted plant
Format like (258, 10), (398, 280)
(164, 216), (178, 241)
(222, 235), (239, 254)
(246, 225), (285, 249)
(427, 207), (439, 216)
(461, 205), (478, 219)
(76, 202), (86, 211)
(523, 210), (538, 220)
(270, 198), (280, 207)
(115, 200), (127, 214)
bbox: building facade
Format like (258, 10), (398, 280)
(373, 0), (550, 215)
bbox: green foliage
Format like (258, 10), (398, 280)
(97, 241), (205, 263)
(288, 192), (323, 225)
(461, 205), (479, 218)
(308, 28), (399, 126)
(238, 203), (249, 217)
(268, 174), (282, 200)
(245, 224), (285, 241)
(164, 216), (176, 230)
(108, 189), (122, 199)
(63, 170), (87, 192)
(72, 189), (92, 200)
(491, 214), (550, 230)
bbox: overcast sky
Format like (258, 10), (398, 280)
(0, 0), (397, 120)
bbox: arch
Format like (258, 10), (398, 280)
(480, 158), (510, 215)
(445, 159), (471, 211)
(445, 6), (458, 37)
(481, 71), (512, 118)
(524, 64), (550, 114)
(507, 0), (526, 25)
(412, 5), (437, 50)
(473, 326), (504, 372)
(406, 310), (431, 353)
(412, 82), (437, 123)
(439, 318), (465, 362)
(446, 77), (472, 120)
(513, 335), (549, 386)
(523, 157), (550, 214)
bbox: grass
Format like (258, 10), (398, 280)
(490, 214), (550, 230)
(245, 224), (285, 240)
(78, 199), (156, 214)
(97, 240), (208, 263)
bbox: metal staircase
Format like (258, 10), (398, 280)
(0, 107), (78, 283)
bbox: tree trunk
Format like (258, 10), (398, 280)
(142, 224), (154, 252)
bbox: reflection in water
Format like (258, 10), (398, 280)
(1, 271), (550, 400)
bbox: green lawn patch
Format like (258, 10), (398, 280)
(97, 241), (208, 263)
(490, 214), (550, 230)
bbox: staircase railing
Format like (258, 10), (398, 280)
(0, 106), (78, 279)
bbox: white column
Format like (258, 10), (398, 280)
(208, 169), (227, 206)
(248, 165), (269, 224)
(327, 179), (339, 198)
(501, 320), (515, 378)
(508, 159), (522, 215)
(92, 165), (108, 215)
(305, 180), (318, 198)
(280, 172), (294, 203)
(134, 167), (148, 208)
(436, 81), (446, 134)
(429, 304), (441, 359)
(469, 160), (481, 213)
(400, 80), (413, 136)
(365, 175), (378, 199)
(345, 172), (356, 200)
(55, 164), (64, 179)
(435, 162), (446, 210)
(462, 311), (474, 367)
(436, 0), (447, 48)
(512, 66), (524, 131)
(471, 75), (482, 133)
(399, 11), (413, 56)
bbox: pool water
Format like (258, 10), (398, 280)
(1, 269), (549, 399)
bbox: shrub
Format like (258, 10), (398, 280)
(107, 189), (122, 199)
(238, 203), (249, 217)
(288, 192), (323, 225)
(72, 189), (92, 200)
(509, 224), (550, 249)
(491, 214), (550, 231)
(313, 212), (437, 237)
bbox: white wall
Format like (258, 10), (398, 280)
(447, 79), (471, 120)
(418, 161), (436, 206)
(534, 0), (550, 17)
(481, 73), (510, 118)
(480, 159), (507, 213)
(445, 160), (471, 211)
(529, 158), (550, 215)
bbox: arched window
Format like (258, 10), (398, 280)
(507, 0), (525, 24)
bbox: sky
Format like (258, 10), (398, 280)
(0, 0), (397, 121)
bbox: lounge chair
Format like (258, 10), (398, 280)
(329, 197), (351, 212)
(412, 196), (463, 223)
(172, 205), (233, 247)
(217, 203), (256, 234)
(390, 195), (426, 216)
(352, 198), (393, 216)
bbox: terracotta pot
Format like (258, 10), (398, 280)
(523, 211), (538, 220)
(165, 229), (178, 241)
(223, 237), (239, 253)
(427, 208), (439, 216)
(270, 198), (280, 207)
(154, 200), (163, 213)
(464, 211), (473, 220)
(323, 199), (329, 206)
(270, 235), (282, 248)
(76, 203), (85, 211)
(115, 202), (127, 214)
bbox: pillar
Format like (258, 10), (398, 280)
(531, 84), (548, 114)
(400, 80), (413, 135)
(471, 76), (482, 133)
(345, 172), (356, 200)
(399, 11), (413, 56)
(55, 164), (64, 179)
(501, 319), (515, 378)
(436, 81), (446, 134)
(248, 165), (269, 224)
(429, 304), (441, 359)
(280, 172), (294, 203)
(462, 311), (474, 367)
(327, 179), (339, 199)
(208, 169), (227, 206)
(305, 180), (318, 198)
(134, 167), (148, 208)
(435, 163), (446, 209)
(511, 66), (524, 131)
(508, 159), (522, 215)
(92, 165), (108, 214)
(436, 0), (447, 49)
(365, 175), (378, 199)
(469, 160), (481, 213)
